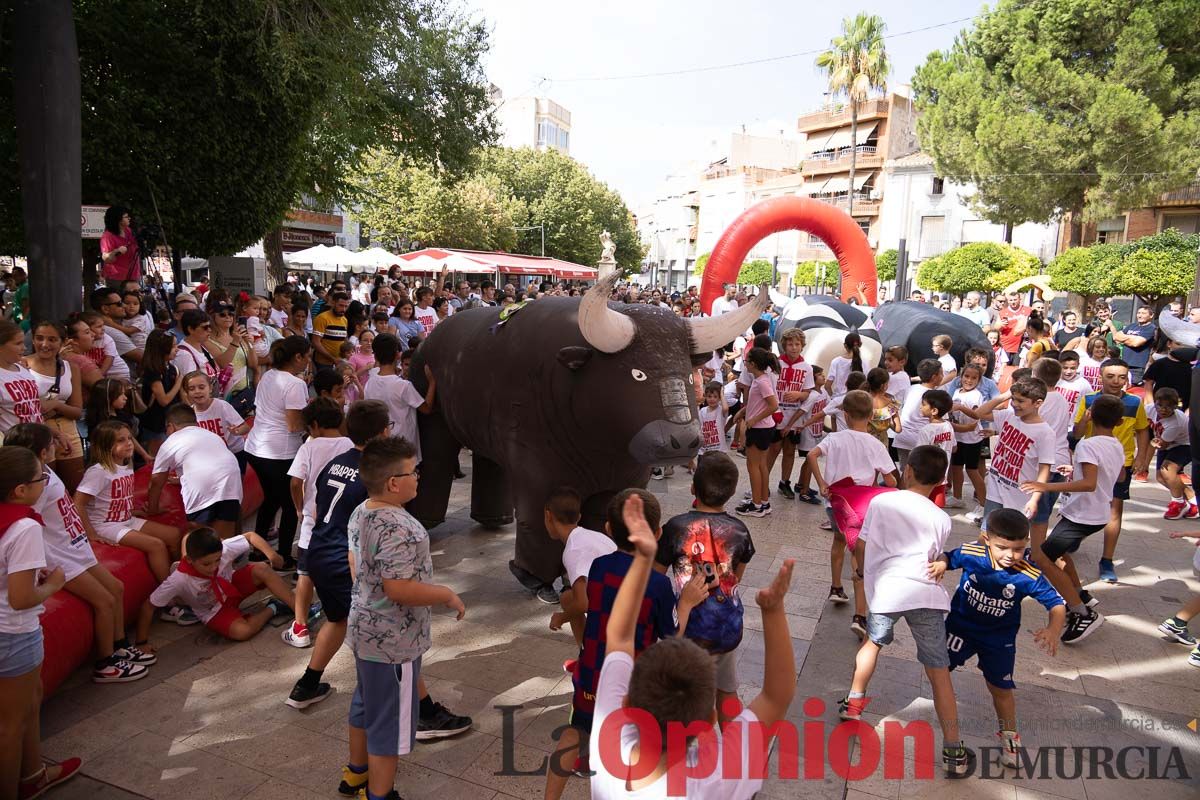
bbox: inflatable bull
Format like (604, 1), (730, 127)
(408, 273), (769, 584)
(872, 300), (993, 376)
(774, 296), (882, 373)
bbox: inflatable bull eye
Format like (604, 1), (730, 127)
(700, 196), (878, 312)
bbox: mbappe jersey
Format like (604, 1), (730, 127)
(945, 542), (1064, 639)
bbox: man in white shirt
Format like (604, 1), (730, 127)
(91, 287), (143, 368)
(710, 284), (738, 317)
(954, 291), (991, 328)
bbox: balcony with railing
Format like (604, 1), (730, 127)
(806, 191), (881, 216)
(1157, 181), (1200, 207)
(802, 146), (883, 175)
(797, 97), (890, 132)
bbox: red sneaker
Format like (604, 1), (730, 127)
(1164, 501), (1186, 520)
(19, 758), (81, 800)
(1187, 504), (1199, 519)
(1134, 471), (1150, 482)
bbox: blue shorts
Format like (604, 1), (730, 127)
(866, 608), (950, 669)
(306, 555), (351, 623)
(350, 655), (421, 756)
(0, 628), (44, 677)
(186, 498), (242, 524)
(946, 619), (1016, 689)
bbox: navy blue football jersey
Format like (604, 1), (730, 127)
(945, 542), (1064, 641)
(305, 448), (367, 566)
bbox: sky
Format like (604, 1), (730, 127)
(470, 0), (988, 211)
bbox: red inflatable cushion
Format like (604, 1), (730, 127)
(828, 479), (898, 552)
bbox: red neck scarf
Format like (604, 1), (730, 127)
(0, 503), (43, 543)
(177, 557), (238, 604)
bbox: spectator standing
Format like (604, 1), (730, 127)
(100, 206), (140, 287)
(994, 291), (1032, 366)
(954, 292), (990, 328)
(1053, 310), (1082, 349)
(1112, 305), (1157, 385)
(311, 291), (350, 372)
(1143, 346), (1196, 411)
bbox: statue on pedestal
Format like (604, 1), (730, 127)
(597, 230), (617, 280)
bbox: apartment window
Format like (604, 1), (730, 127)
(1162, 213), (1200, 235)
(919, 215), (947, 258)
(1096, 216), (1126, 244)
(931, 176), (945, 195)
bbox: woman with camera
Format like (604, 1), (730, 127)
(100, 206), (140, 288)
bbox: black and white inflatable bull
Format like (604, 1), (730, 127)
(773, 294), (882, 372)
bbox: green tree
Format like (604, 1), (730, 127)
(913, 0), (1200, 246)
(475, 147), (643, 268)
(875, 248), (898, 282)
(349, 153), (518, 251)
(917, 242), (1039, 294)
(693, 252), (710, 276)
(793, 260), (818, 287)
(1047, 243), (1123, 310)
(737, 259), (774, 285)
(1101, 249), (1195, 304)
(816, 13), (891, 218)
(0, 0), (495, 285)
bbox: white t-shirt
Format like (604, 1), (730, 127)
(269, 307), (289, 328)
(245, 369), (309, 459)
(710, 296), (738, 317)
(173, 342), (218, 384)
(951, 388), (983, 445)
(288, 435), (355, 548)
(985, 409), (1056, 511)
(127, 311), (154, 350)
(1076, 353), (1104, 392)
(860, 491), (952, 615)
(894, 384), (934, 450)
(77, 463), (137, 527)
(917, 420), (956, 484)
(194, 398), (247, 452)
(798, 388), (830, 450)
(0, 363), (44, 433)
(153, 426), (243, 513)
(698, 404), (728, 453)
(1054, 377), (1093, 422)
(820, 393), (848, 432)
(105, 325), (139, 360)
(0, 518), (47, 634)
(1147, 405), (1189, 448)
(36, 470), (96, 581)
(722, 379), (739, 408)
(937, 354), (956, 377)
(775, 358), (814, 418)
(819, 429), (894, 489)
(1058, 436), (1126, 525)
(827, 355), (855, 398)
(413, 305), (438, 336)
(1038, 391), (1072, 468)
(149, 536), (252, 623)
(561, 527), (616, 586)
(887, 370), (911, 408)
(363, 373), (425, 461)
(589, 650), (763, 800)
(99, 333), (130, 381)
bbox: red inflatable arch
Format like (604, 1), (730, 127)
(700, 196), (878, 311)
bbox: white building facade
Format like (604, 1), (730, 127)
(876, 152), (1060, 291)
(492, 86), (572, 154)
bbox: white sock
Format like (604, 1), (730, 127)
(1172, 495), (1185, 502)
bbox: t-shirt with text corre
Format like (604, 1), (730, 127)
(985, 409), (1056, 511)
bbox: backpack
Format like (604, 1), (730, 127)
(682, 522), (744, 655)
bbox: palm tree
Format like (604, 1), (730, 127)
(816, 13), (890, 218)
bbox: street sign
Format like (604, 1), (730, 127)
(81, 205), (108, 239)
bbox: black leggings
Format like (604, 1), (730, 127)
(247, 453), (298, 558)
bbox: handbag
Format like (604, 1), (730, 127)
(226, 345), (256, 417)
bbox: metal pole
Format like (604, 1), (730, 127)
(540, 224), (545, 257)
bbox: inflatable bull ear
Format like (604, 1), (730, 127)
(1158, 309), (1200, 348)
(578, 274), (769, 355)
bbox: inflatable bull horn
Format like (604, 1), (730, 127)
(1158, 308), (1200, 348)
(578, 273), (770, 354)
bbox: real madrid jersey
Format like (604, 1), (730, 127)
(945, 542), (1064, 639)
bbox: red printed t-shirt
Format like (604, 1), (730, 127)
(997, 305), (1031, 353)
(985, 409), (1055, 510)
(100, 228), (140, 282)
(0, 364), (44, 433)
(776, 356), (815, 422)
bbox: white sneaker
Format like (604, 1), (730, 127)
(967, 506), (985, 525)
(282, 622), (312, 648)
(944, 496), (965, 509)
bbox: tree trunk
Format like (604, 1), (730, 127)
(12, 0), (82, 322)
(264, 224), (286, 291)
(847, 102), (857, 219)
(1068, 209), (1083, 248)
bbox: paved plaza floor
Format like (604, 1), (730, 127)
(40, 463), (1200, 799)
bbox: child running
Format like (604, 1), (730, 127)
(805, 390), (898, 635)
(74, 421), (182, 583)
(948, 364), (987, 514)
(5, 423), (154, 683)
(1147, 387), (1196, 519)
(915, 389), (955, 502)
(839, 445), (968, 775)
(775, 328), (814, 499)
(928, 508), (1065, 766)
(137, 527), (295, 645)
(1025, 395), (1125, 642)
(1157, 532), (1200, 668)
(893, 359), (943, 470)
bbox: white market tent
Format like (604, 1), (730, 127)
(344, 247), (403, 269)
(285, 244), (358, 272)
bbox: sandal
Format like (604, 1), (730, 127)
(19, 758), (82, 800)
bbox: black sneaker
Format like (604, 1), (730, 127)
(1061, 610), (1104, 644)
(1078, 589), (1099, 609)
(508, 559), (543, 592)
(777, 480), (795, 500)
(416, 702), (472, 740)
(828, 586), (850, 605)
(535, 585), (560, 605)
(286, 681), (333, 709)
(734, 501), (757, 516)
(797, 491), (822, 505)
(850, 615), (868, 639)
(943, 744), (972, 776)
